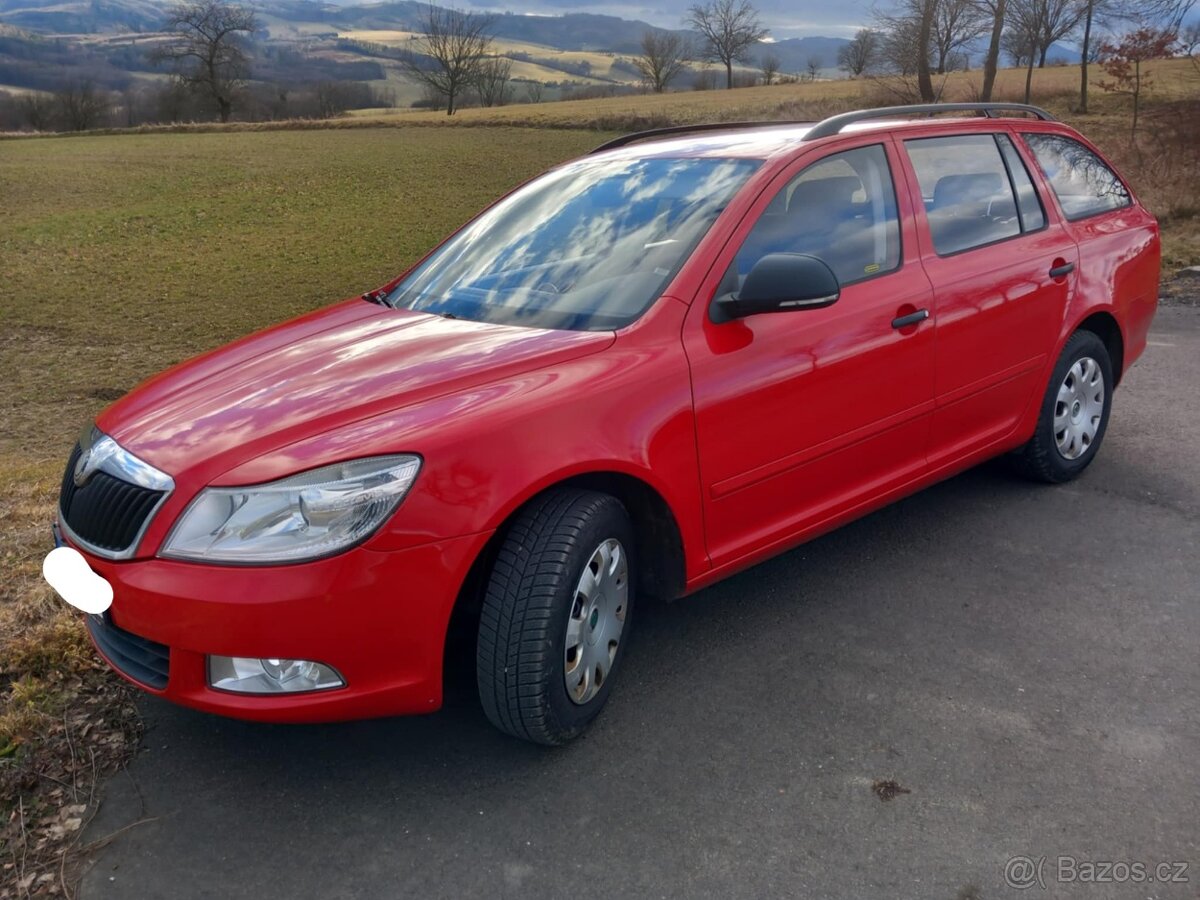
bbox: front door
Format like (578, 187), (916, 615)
(683, 139), (936, 568)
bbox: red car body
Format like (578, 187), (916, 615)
(63, 112), (1159, 723)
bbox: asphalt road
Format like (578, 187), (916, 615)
(81, 307), (1199, 900)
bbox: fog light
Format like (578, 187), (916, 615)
(208, 656), (345, 694)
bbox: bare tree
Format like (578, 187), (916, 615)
(1006, 0), (1074, 100)
(978, 0), (1007, 100)
(1002, 11), (1036, 67)
(931, 0), (990, 72)
(692, 65), (719, 89)
(1135, 0), (1196, 29)
(155, 79), (193, 122)
(760, 51), (781, 84)
(398, 4), (495, 115)
(838, 27), (880, 76)
(1035, 0), (1085, 66)
(472, 55), (512, 107)
(1182, 20), (1200, 56)
(524, 81), (546, 103)
(315, 81), (351, 119)
(875, 0), (941, 99)
(151, 0), (257, 123)
(878, 14), (923, 75)
(634, 31), (691, 92)
(1075, 0), (1130, 111)
(55, 81), (108, 131)
(806, 56), (822, 80)
(18, 92), (55, 130)
(686, 0), (770, 89)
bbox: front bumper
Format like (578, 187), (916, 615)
(67, 529), (492, 722)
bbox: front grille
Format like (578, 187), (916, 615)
(87, 613), (170, 690)
(59, 444), (165, 554)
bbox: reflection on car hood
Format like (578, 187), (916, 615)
(98, 300), (613, 482)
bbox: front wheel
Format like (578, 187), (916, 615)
(477, 489), (634, 745)
(1016, 330), (1114, 483)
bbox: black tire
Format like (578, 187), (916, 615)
(477, 489), (635, 745)
(1015, 329), (1114, 484)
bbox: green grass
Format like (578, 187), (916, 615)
(0, 125), (606, 887)
(0, 127), (605, 461)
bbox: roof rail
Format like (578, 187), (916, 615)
(589, 120), (813, 155)
(588, 104), (1055, 155)
(804, 103), (1055, 139)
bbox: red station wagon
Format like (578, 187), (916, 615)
(56, 103), (1160, 744)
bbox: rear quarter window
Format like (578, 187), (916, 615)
(1022, 133), (1131, 221)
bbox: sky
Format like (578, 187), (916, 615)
(460, 0), (874, 38)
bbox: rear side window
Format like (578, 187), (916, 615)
(1023, 133), (1131, 221)
(996, 134), (1046, 232)
(905, 134), (1021, 255)
(734, 144), (901, 286)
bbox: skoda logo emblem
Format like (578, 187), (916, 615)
(73, 436), (116, 488)
(73, 447), (97, 487)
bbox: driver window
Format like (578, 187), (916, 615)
(734, 144), (902, 287)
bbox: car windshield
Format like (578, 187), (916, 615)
(387, 156), (761, 331)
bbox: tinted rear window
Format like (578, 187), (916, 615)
(1023, 133), (1131, 221)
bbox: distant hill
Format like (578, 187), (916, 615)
(0, 0), (852, 70)
(0, 0), (165, 33)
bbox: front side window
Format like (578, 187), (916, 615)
(734, 144), (901, 287)
(1022, 133), (1131, 221)
(387, 156), (761, 331)
(905, 134), (1021, 255)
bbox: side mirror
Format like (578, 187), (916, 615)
(711, 253), (840, 323)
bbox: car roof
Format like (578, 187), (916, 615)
(590, 104), (1063, 162)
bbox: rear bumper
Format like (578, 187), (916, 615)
(72, 530), (492, 722)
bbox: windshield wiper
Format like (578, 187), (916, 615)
(361, 289), (390, 306)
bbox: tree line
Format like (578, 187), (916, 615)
(2, 0), (1193, 132)
(631, 0), (1191, 114)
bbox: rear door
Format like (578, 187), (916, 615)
(898, 130), (1079, 469)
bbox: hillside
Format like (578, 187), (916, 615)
(0, 0), (852, 100)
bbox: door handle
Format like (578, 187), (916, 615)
(892, 309), (929, 330)
(1049, 261), (1075, 278)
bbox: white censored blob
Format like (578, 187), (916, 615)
(43, 546), (113, 615)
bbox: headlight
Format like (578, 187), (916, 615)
(161, 455), (421, 564)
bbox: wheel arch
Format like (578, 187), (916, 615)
(1073, 310), (1125, 386)
(441, 469), (689, 689)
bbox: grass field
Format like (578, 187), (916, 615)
(0, 62), (1197, 887)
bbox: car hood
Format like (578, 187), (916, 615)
(98, 299), (614, 483)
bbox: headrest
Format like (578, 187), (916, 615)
(787, 175), (862, 214)
(933, 173), (1006, 209)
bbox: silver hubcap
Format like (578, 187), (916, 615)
(1054, 356), (1105, 460)
(564, 538), (628, 705)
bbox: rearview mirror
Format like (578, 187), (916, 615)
(711, 253), (840, 323)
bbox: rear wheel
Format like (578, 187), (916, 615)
(1016, 330), (1113, 483)
(477, 489), (634, 745)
